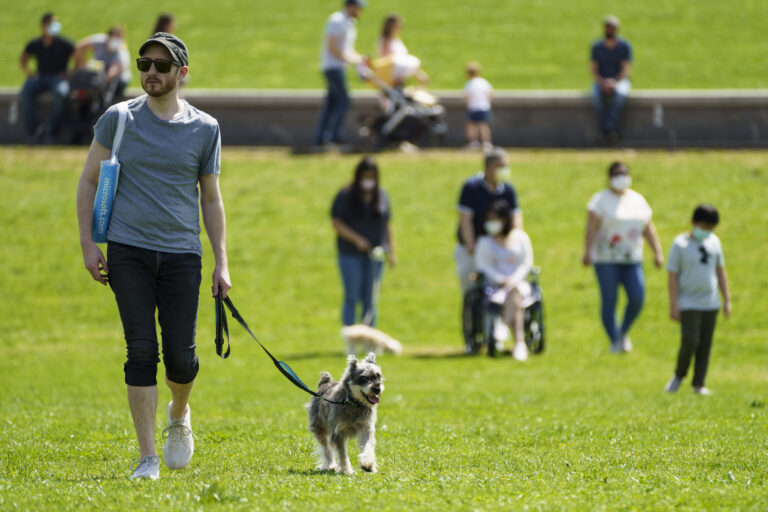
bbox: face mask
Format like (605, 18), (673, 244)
(692, 227), (712, 242)
(47, 21), (62, 36)
(610, 175), (632, 191)
(496, 166), (511, 181)
(360, 179), (376, 191)
(107, 38), (122, 53)
(484, 220), (503, 236)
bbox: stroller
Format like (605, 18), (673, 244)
(357, 56), (447, 150)
(462, 267), (546, 357)
(68, 69), (118, 144)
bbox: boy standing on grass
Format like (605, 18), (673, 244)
(665, 204), (731, 395)
(463, 62), (493, 150)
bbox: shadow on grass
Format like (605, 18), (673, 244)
(280, 350), (345, 361)
(287, 468), (343, 477)
(408, 347), (514, 359)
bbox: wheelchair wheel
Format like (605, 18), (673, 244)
(524, 300), (545, 354)
(462, 289), (483, 355)
(483, 308), (497, 357)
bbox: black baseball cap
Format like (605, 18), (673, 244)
(139, 32), (189, 66)
(346, 0), (366, 6)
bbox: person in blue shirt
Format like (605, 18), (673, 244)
(590, 15), (632, 144)
(454, 148), (522, 292)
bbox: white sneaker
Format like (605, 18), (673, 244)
(129, 455), (160, 480)
(693, 387), (713, 396)
(163, 402), (194, 469)
(622, 336), (633, 352)
(513, 341), (528, 361)
(665, 377), (682, 393)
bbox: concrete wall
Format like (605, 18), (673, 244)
(1, 87), (767, 148)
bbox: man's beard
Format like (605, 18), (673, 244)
(142, 75), (178, 97)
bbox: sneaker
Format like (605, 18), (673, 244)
(693, 387), (713, 396)
(513, 341), (528, 361)
(665, 377), (682, 393)
(162, 402), (194, 469)
(622, 336), (633, 353)
(129, 455), (160, 480)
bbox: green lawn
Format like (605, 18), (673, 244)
(1, 0), (767, 90)
(0, 148), (766, 510)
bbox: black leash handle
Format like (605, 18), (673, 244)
(214, 291), (348, 405)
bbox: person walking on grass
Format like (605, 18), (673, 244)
(315, 0), (366, 149)
(583, 161), (664, 354)
(665, 204), (731, 395)
(76, 32), (230, 480)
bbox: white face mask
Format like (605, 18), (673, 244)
(360, 178), (376, 191)
(484, 220), (503, 236)
(46, 21), (62, 36)
(107, 38), (122, 53)
(610, 175), (632, 191)
(496, 166), (511, 181)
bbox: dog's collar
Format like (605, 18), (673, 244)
(344, 384), (366, 408)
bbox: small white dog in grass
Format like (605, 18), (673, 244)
(341, 324), (402, 356)
(306, 353), (384, 474)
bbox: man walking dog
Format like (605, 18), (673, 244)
(76, 32), (230, 480)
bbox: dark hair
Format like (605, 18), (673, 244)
(153, 13), (175, 35)
(381, 14), (401, 40)
(608, 161), (629, 177)
(692, 204), (720, 225)
(41, 12), (54, 25)
(484, 147), (506, 169)
(350, 156), (381, 216)
(486, 199), (514, 235)
(107, 26), (123, 37)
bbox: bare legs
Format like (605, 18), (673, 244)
(127, 377), (195, 457)
(127, 385), (159, 457)
(166, 377), (194, 419)
(466, 121), (492, 147)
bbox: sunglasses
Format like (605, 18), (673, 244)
(136, 57), (176, 73)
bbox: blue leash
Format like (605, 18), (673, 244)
(214, 291), (352, 406)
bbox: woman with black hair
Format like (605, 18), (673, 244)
(475, 199), (534, 361)
(331, 156), (396, 327)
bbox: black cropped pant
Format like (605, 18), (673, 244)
(675, 309), (718, 388)
(108, 242), (201, 386)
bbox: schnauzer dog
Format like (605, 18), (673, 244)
(306, 353), (384, 474)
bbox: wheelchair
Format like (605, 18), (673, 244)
(462, 267), (546, 357)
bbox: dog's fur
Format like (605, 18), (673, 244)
(342, 325), (403, 356)
(306, 353), (384, 474)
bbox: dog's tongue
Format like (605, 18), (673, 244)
(367, 395), (380, 404)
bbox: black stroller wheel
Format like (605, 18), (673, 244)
(524, 300), (545, 354)
(462, 289), (482, 355)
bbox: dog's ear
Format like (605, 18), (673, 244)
(363, 352), (376, 364)
(347, 354), (359, 369)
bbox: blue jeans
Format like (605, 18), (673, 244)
(338, 252), (383, 326)
(21, 74), (70, 137)
(590, 82), (628, 134)
(594, 263), (645, 343)
(315, 68), (350, 145)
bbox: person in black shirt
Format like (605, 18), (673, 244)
(454, 148), (522, 292)
(331, 156), (396, 327)
(19, 12), (74, 143)
(589, 15), (632, 143)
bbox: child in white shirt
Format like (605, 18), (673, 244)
(463, 62), (493, 150)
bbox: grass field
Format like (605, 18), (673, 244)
(1, 1), (767, 90)
(1, 148), (767, 510)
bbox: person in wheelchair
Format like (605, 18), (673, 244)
(474, 199), (535, 361)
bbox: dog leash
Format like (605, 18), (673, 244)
(214, 291), (358, 406)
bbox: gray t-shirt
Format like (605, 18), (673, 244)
(94, 95), (221, 256)
(667, 233), (725, 310)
